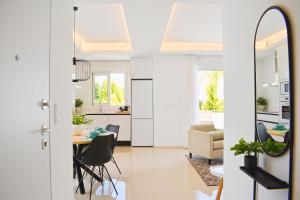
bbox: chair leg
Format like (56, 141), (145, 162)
(216, 178), (223, 200)
(103, 165), (118, 195)
(189, 153), (192, 158)
(112, 156), (121, 174)
(89, 166), (95, 200)
(76, 171), (87, 193)
(208, 159), (212, 165)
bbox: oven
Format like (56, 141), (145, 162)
(280, 81), (289, 96)
(279, 101), (290, 124)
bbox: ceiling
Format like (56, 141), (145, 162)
(74, 0), (223, 60)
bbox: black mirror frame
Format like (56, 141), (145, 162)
(254, 6), (294, 200)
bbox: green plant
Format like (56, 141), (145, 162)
(72, 113), (93, 125)
(230, 138), (263, 156)
(200, 71), (224, 112)
(75, 98), (83, 108)
(262, 138), (287, 155)
(257, 97), (267, 106)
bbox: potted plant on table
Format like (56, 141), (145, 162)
(230, 138), (263, 168)
(257, 97), (268, 111)
(72, 113), (93, 136)
(75, 98), (83, 113)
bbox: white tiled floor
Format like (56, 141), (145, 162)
(74, 147), (218, 200)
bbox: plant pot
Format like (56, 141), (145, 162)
(244, 155), (257, 168)
(257, 105), (267, 111)
(73, 124), (85, 136)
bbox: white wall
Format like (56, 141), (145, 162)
(49, 0), (73, 199)
(197, 55), (223, 70)
(75, 60), (131, 113)
(223, 1), (300, 200)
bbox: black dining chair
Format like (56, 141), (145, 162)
(78, 134), (118, 199)
(257, 122), (271, 142)
(105, 124), (121, 174)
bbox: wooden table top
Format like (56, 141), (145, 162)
(72, 130), (116, 145)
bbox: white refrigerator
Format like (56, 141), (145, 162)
(131, 79), (154, 146)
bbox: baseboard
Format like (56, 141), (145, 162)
(117, 141), (131, 146)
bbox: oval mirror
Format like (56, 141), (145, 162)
(254, 7), (293, 157)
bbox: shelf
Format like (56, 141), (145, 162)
(240, 166), (289, 189)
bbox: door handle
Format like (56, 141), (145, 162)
(41, 125), (51, 136)
(41, 99), (51, 110)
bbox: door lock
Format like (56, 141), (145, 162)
(41, 99), (51, 110)
(41, 138), (48, 150)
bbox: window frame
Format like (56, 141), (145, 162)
(92, 72), (127, 107)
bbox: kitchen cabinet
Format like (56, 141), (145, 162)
(87, 114), (131, 142)
(109, 115), (131, 141)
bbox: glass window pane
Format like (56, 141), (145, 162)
(94, 75), (108, 104)
(110, 73), (125, 106)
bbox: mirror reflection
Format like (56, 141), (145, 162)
(255, 8), (290, 156)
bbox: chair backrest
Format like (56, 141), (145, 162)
(105, 124), (120, 151)
(257, 122), (269, 142)
(81, 134), (114, 166)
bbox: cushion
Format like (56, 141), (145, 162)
(191, 124), (215, 132)
(213, 140), (224, 150)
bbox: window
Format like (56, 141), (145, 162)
(93, 73), (125, 106)
(197, 70), (224, 129)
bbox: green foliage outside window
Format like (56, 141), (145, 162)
(110, 81), (125, 106)
(94, 76), (125, 106)
(200, 71), (224, 112)
(95, 79), (108, 104)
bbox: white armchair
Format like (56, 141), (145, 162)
(188, 123), (224, 165)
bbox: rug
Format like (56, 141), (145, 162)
(186, 155), (223, 186)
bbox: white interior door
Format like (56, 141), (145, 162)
(0, 1), (52, 199)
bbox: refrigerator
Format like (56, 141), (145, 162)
(131, 79), (154, 146)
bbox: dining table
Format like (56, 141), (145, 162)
(73, 130), (116, 194)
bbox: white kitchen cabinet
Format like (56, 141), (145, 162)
(257, 113), (279, 123)
(88, 115), (109, 128)
(87, 114), (131, 141)
(109, 115), (131, 141)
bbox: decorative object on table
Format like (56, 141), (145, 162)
(88, 130), (100, 139)
(72, 113), (93, 136)
(256, 97), (268, 111)
(94, 127), (106, 133)
(230, 138), (263, 168)
(188, 123), (224, 165)
(75, 98), (83, 113)
(72, 7), (91, 82)
(267, 124), (289, 138)
(186, 155), (223, 186)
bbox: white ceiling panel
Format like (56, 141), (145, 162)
(164, 3), (222, 43)
(75, 3), (130, 43)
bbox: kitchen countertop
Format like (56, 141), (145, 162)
(86, 112), (131, 115)
(257, 111), (279, 116)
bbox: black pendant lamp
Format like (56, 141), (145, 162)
(72, 6), (91, 82)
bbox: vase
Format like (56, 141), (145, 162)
(73, 124), (85, 136)
(257, 105), (267, 111)
(244, 155), (257, 168)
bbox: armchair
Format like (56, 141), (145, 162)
(188, 123), (224, 165)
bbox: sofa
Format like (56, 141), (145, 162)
(188, 123), (224, 165)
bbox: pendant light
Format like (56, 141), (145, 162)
(72, 6), (91, 82)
